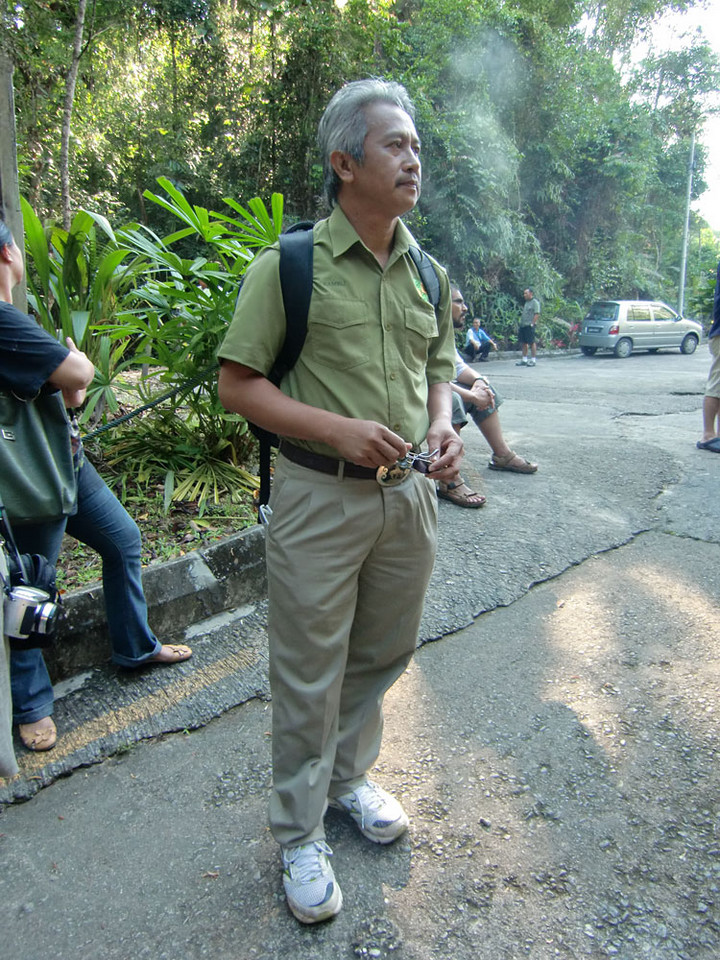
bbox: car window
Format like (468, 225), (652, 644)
(587, 302), (619, 322)
(652, 305), (677, 321)
(627, 305), (652, 321)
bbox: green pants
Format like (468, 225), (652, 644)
(266, 453), (438, 846)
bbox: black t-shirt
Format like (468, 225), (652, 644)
(0, 301), (69, 398)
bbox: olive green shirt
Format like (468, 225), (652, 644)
(218, 206), (456, 458)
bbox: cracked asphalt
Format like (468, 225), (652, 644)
(1, 347), (719, 960)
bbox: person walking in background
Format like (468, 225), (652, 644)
(463, 316), (497, 363)
(516, 287), (540, 366)
(218, 79), (462, 924)
(0, 219), (191, 754)
(697, 262), (720, 453)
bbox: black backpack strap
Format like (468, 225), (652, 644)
(408, 245), (441, 315)
(271, 224), (314, 384)
(256, 223), (314, 516)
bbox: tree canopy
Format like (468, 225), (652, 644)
(3, 0), (719, 319)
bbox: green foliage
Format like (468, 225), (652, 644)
(20, 196), (141, 357)
(9, 0), (718, 341)
(22, 182), (285, 513)
(89, 182), (284, 511)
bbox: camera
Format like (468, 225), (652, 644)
(4, 583), (60, 649)
(1, 542), (61, 650)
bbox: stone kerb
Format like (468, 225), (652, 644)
(45, 525), (267, 682)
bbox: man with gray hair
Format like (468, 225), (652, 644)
(218, 79), (462, 923)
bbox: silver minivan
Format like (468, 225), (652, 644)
(579, 300), (703, 358)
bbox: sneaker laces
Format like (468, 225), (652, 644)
(284, 840), (333, 882)
(352, 782), (394, 828)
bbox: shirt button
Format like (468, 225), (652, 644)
(390, 373), (396, 380)
(393, 424), (401, 431)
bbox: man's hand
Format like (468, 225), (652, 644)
(468, 380), (494, 410)
(425, 422), (464, 482)
(330, 420), (410, 468)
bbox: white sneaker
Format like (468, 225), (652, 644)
(516, 358), (528, 365)
(329, 780), (409, 844)
(527, 358), (536, 366)
(281, 840), (343, 924)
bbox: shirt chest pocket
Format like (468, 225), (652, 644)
(306, 299), (369, 370)
(404, 301), (438, 372)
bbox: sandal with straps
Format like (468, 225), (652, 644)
(437, 480), (487, 509)
(488, 451), (538, 474)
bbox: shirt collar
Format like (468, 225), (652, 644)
(328, 205), (417, 262)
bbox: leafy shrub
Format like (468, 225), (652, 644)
(23, 181), (286, 514)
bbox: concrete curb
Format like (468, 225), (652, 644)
(46, 524), (267, 682)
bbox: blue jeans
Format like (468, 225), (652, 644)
(11, 456), (161, 724)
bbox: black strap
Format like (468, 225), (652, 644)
(255, 224), (314, 513)
(0, 500), (30, 588)
(408, 245), (440, 314)
(272, 225), (314, 385)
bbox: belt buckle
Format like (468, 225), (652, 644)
(375, 462), (412, 487)
(375, 448), (438, 487)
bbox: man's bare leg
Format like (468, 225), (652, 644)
(476, 411), (513, 460)
(702, 396), (720, 442)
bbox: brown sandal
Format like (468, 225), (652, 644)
(488, 451), (538, 474)
(437, 480), (487, 509)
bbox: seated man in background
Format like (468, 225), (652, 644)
(463, 316), (497, 363)
(437, 284), (537, 509)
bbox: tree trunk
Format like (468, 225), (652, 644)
(0, 50), (27, 312)
(60, 0), (89, 230)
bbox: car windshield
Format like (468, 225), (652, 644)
(586, 302), (619, 322)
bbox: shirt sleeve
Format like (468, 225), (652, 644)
(0, 302), (69, 397)
(217, 245), (286, 375)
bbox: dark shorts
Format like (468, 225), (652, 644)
(518, 324), (536, 345)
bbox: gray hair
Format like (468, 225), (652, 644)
(317, 79), (416, 208)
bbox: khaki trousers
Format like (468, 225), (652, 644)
(266, 454), (438, 846)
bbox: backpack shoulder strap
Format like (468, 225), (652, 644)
(256, 222), (314, 517)
(271, 223), (314, 384)
(407, 245), (441, 315)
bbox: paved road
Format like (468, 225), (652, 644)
(1, 348), (719, 960)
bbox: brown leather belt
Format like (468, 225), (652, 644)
(278, 440), (377, 479)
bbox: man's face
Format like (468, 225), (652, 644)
(451, 289), (468, 328)
(523, 289), (532, 301)
(472, 318), (480, 330)
(341, 101), (421, 218)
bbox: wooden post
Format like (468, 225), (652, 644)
(0, 49), (27, 313)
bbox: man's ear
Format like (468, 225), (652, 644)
(0, 244), (13, 264)
(329, 150), (356, 185)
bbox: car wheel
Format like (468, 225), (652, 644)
(680, 334), (698, 355)
(614, 338), (632, 359)
(580, 346), (597, 356)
